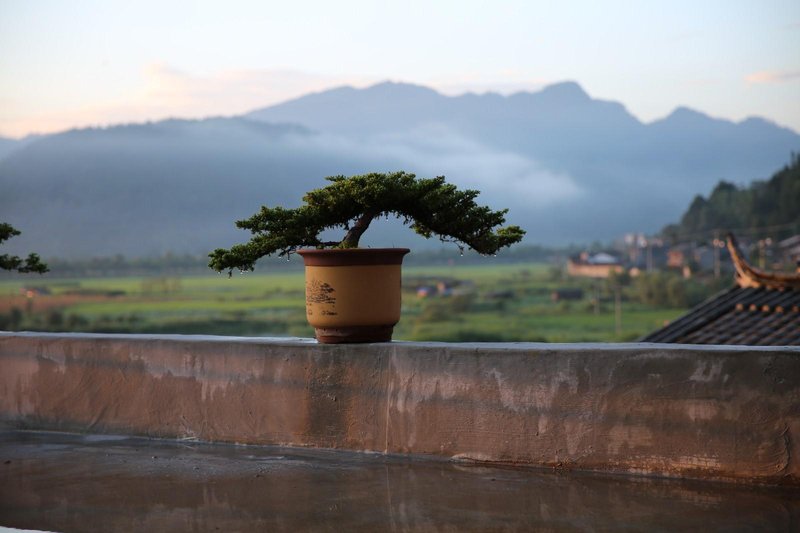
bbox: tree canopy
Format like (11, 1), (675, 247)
(0, 223), (49, 274)
(209, 171), (525, 274)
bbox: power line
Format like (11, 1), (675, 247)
(663, 220), (800, 242)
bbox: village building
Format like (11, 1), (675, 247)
(778, 234), (800, 266)
(551, 288), (584, 302)
(642, 234), (800, 345)
(412, 277), (474, 298)
(566, 252), (624, 278)
(666, 243), (716, 271)
(621, 233), (667, 272)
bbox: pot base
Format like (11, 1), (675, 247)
(314, 325), (394, 344)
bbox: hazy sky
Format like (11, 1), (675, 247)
(1, 0), (799, 138)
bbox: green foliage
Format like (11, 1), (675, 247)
(141, 277), (182, 294)
(209, 172), (525, 274)
(607, 269), (632, 287)
(415, 293), (476, 324)
(633, 272), (723, 308)
(662, 156), (800, 242)
(0, 307), (23, 330)
(0, 223), (48, 274)
(46, 310), (64, 328)
(635, 272), (676, 307)
(547, 265), (565, 282)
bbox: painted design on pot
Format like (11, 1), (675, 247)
(306, 278), (337, 316)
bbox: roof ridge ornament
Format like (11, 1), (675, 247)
(727, 233), (800, 290)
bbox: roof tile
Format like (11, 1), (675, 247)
(642, 286), (800, 346)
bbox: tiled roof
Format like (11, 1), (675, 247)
(641, 285), (800, 345)
(642, 234), (800, 346)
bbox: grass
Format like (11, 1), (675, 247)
(0, 263), (686, 342)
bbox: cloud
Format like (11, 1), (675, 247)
(293, 124), (584, 213)
(745, 70), (800, 84)
(426, 70), (552, 96)
(279, 124), (582, 247)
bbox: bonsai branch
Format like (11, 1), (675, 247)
(209, 171), (525, 274)
(0, 222), (48, 274)
(341, 211), (377, 249)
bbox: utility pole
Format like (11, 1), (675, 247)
(594, 280), (600, 315)
(758, 238), (773, 269)
(614, 284), (622, 338)
(713, 230), (721, 279)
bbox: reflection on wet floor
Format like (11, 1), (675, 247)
(1, 430), (798, 532)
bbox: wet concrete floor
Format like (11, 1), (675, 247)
(1, 430), (798, 532)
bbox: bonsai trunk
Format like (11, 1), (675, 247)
(340, 212), (376, 248)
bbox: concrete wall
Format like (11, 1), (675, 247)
(1, 332), (799, 486)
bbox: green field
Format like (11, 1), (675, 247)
(0, 263), (686, 342)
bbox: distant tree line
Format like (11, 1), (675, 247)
(403, 244), (580, 266)
(0, 245), (581, 278)
(661, 155), (800, 243)
(0, 253), (212, 278)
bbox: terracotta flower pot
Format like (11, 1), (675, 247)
(297, 248), (410, 343)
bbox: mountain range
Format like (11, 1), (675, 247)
(1, 81), (798, 259)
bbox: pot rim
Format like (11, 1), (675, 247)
(297, 247), (410, 266)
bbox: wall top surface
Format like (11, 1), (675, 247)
(2, 331), (799, 354)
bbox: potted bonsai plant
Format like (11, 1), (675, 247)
(209, 171), (524, 343)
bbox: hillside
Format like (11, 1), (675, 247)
(0, 136), (24, 160)
(0, 134), (43, 160)
(662, 156), (800, 242)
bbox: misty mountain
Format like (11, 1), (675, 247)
(248, 81), (797, 189)
(0, 134), (43, 160)
(0, 118), (344, 258)
(0, 136), (24, 160)
(1, 81), (798, 260)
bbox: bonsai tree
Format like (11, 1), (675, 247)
(0, 222), (48, 274)
(209, 171), (525, 274)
